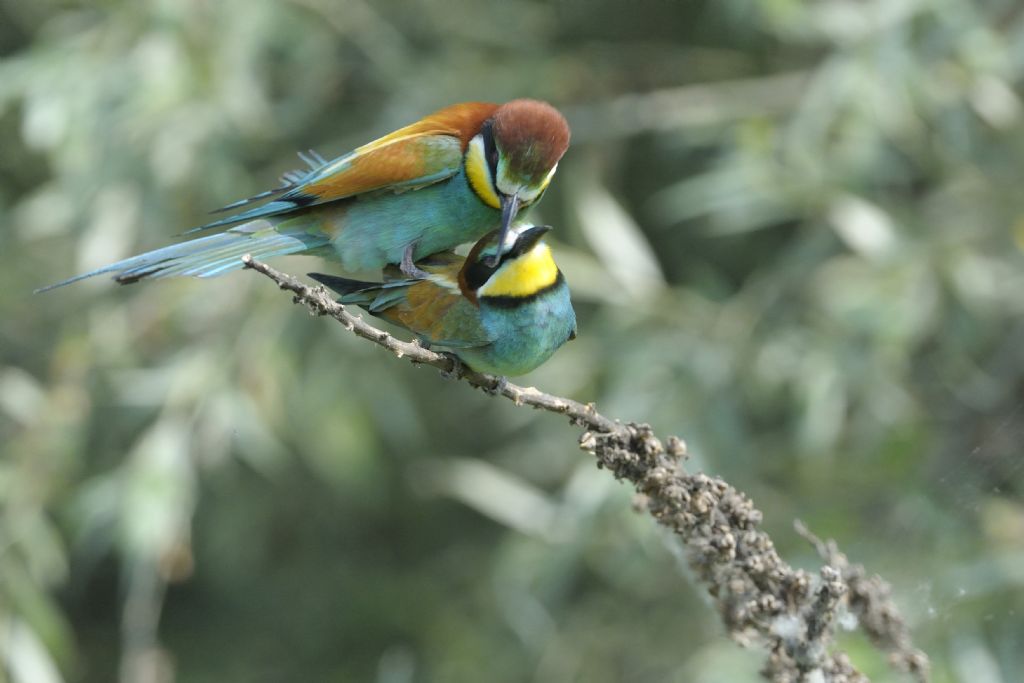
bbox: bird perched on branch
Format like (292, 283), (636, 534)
(309, 224), (576, 377)
(38, 99), (570, 292)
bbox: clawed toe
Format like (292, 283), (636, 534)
(485, 376), (510, 395)
(401, 243), (431, 279)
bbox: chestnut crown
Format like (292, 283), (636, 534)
(491, 99), (570, 187)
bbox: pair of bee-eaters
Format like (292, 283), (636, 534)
(41, 99), (577, 376)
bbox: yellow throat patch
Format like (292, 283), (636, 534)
(465, 136), (501, 210)
(478, 243), (560, 298)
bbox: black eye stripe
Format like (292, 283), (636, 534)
(481, 120), (499, 177)
(463, 256), (498, 291)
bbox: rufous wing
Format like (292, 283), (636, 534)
(194, 102), (500, 232)
(381, 279), (492, 349)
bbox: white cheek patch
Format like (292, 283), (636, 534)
(516, 185), (542, 203)
(495, 164), (517, 197)
(503, 224), (531, 251)
(468, 135), (482, 158)
(483, 224), (535, 263)
(541, 163), (558, 189)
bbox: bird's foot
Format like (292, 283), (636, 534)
(484, 376), (510, 396)
(400, 243), (431, 280)
(439, 353), (465, 380)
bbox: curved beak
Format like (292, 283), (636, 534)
(489, 193), (521, 266)
(515, 224), (551, 252)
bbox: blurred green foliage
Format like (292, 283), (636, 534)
(3, 0), (1024, 681)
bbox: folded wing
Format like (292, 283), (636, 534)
(310, 258), (492, 349)
(192, 102), (500, 233)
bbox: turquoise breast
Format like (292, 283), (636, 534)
(458, 283), (576, 376)
(327, 166), (503, 271)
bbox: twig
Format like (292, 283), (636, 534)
(795, 522), (931, 682)
(242, 255), (930, 683)
(241, 255), (617, 432)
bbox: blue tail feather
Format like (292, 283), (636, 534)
(36, 221), (330, 293)
(183, 199), (310, 235)
(202, 149), (331, 222)
(308, 272), (413, 312)
(210, 187), (289, 214)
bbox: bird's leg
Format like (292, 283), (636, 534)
(400, 242), (431, 280)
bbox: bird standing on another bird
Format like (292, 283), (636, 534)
(309, 224), (576, 377)
(38, 99), (570, 292)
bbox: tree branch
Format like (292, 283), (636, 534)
(242, 255), (930, 683)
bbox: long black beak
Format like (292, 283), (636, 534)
(489, 193), (521, 266)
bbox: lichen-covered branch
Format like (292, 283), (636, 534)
(242, 255), (930, 683)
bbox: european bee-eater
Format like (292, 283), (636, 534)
(309, 224), (576, 377)
(38, 100), (570, 292)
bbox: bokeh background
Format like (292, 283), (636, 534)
(3, 0), (1024, 681)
